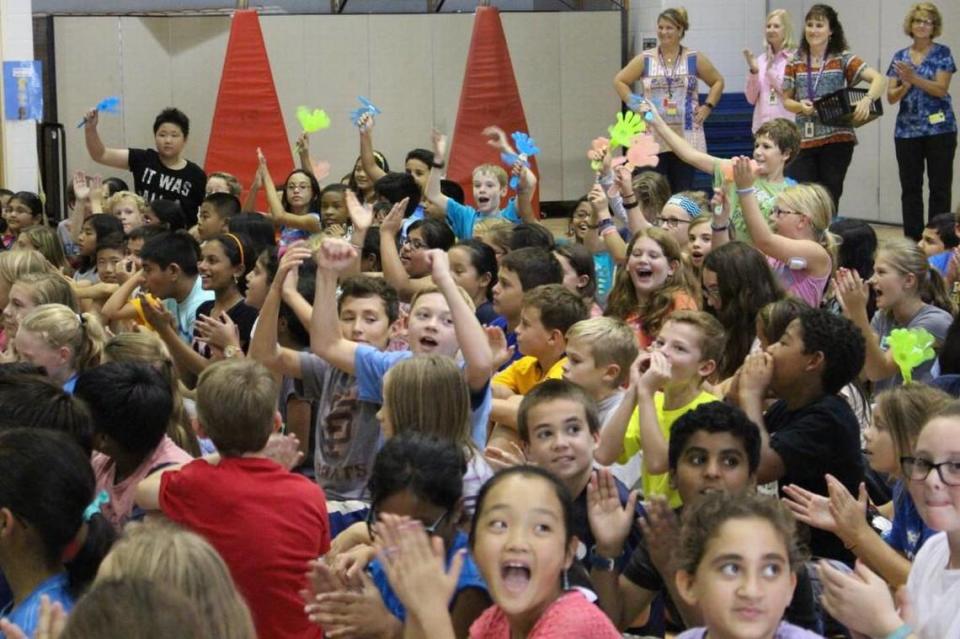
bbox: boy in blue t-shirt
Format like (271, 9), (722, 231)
(425, 128), (538, 240)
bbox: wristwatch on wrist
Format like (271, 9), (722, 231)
(223, 345), (242, 359)
(588, 545), (617, 572)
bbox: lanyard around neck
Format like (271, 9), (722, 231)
(805, 50), (828, 101)
(658, 46), (684, 97)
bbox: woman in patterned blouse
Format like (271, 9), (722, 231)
(886, 2), (957, 241)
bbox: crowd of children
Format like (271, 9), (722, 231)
(2, 19), (960, 637)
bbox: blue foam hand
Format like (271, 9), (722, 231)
(350, 96), (382, 128)
(76, 96), (121, 128)
(511, 131), (540, 158)
(626, 94), (655, 121)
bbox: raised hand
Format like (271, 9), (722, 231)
(425, 248), (453, 286)
(194, 311), (240, 353)
(315, 238), (359, 274)
(732, 155), (756, 190)
(587, 183), (609, 218)
(637, 497), (680, 574)
(295, 131), (309, 156)
(432, 128), (448, 162)
(485, 326), (515, 370)
(742, 48), (758, 73)
(483, 125), (513, 154)
(72, 171), (90, 201)
(376, 514), (465, 623)
(260, 432), (304, 470)
(834, 267), (869, 319)
(379, 198), (408, 238)
(274, 242), (312, 291)
(483, 442), (527, 472)
(345, 190), (373, 232)
(782, 483), (839, 533)
(587, 468), (639, 558)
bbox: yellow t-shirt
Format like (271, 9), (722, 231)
(493, 356), (567, 395)
(618, 389), (718, 508)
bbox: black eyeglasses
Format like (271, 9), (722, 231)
(656, 216), (691, 229)
(365, 508), (450, 540)
(901, 456), (960, 487)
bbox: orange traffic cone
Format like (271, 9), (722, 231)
(447, 6), (540, 216)
(205, 9), (293, 211)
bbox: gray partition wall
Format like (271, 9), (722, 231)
(54, 12), (621, 203)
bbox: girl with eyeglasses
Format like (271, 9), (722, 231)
(887, 2), (957, 242)
(784, 383), (951, 589)
(818, 401), (960, 639)
(724, 157), (835, 307)
(305, 433), (491, 639)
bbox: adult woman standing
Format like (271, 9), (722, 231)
(614, 7), (724, 192)
(782, 4), (886, 208)
(887, 3), (956, 241)
(743, 9), (797, 132)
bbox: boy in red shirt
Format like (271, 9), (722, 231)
(136, 359), (330, 639)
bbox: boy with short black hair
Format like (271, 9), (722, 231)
(94, 232), (126, 285)
(735, 306), (866, 563)
(921, 212), (960, 274)
(250, 245), (399, 533)
(84, 106), (206, 225)
(134, 230), (213, 342)
(75, 361), (192, 530)
(490, 284), (588, 438)
(196, 192), (242, 240)
(564, 317), (640, 485)
(135, 358), (329, 639)
(597, 311), (723, 506)
(489, 246), (564, 366)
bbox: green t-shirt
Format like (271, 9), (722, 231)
(712, 161), (796, 243)
(618, 389), (718, 508)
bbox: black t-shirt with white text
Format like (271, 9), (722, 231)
(128, 147), (206, 226)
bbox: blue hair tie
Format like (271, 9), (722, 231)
(83, 490), (110, 522)
(666, 194), (702, 219)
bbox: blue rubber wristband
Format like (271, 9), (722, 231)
(884, 624), (912, 639)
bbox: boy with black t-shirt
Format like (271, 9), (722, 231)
(84, 106), (206, 225)
(735, 307), (866, 563)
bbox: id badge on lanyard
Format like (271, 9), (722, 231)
(804, 121), (815, 138)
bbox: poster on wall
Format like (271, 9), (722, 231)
(3, 61), (43, 121)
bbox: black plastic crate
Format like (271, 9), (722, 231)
(814, 87), (882, 127)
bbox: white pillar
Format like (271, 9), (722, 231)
(0, 0), (39, 191)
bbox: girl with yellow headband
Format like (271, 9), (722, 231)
(145, 232), (257, 387)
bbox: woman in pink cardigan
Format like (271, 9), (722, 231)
(744, 9), (797, 132)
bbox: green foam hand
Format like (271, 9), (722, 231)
(608, 111), (647, 149)
(887, 327), (937, 383)
(296, 106), (331, 133)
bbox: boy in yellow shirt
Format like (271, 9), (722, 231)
(488, 284), (588, 447)
(596, 310), (724, 504)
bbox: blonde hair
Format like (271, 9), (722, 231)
(904, 3), (942, 38)
(472, 164), (508, 188)
(18, 225), (69, 271)
(767, 9), (798, 50)
(658, 7), (689, 35)
(874, 383), (952, 464)
(384, 355), (473, 453)
(19, 303), (106, 372)
(877, 237), (954, 314)
(97, 520), (256, 639)
(14, 272), (79, 312)
(207, 171), (242, 197)
(473, 218), (513, 255)
(105, 190), (146, 216)
(410, 284), (475, 312)
(0, 249), (52, 291)
(196, 359), (277, 455)
(103, 332), (201, 457)
(776, 183), (838, 267)
(565, 317), (639, 386)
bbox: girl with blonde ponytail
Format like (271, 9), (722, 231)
(836, 237), (954, 391)
(16, 303), (106, 392)
(727, 156), (835, 307)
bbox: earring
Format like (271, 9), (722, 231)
(562, 569), (570, 590)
